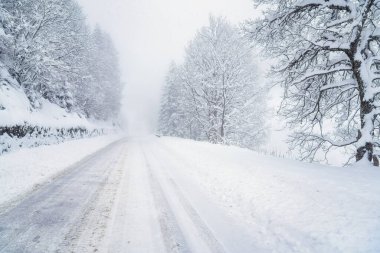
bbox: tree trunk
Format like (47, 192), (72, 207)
(351, 0), (376, 164)
(356, 141), (374, 162)
(354, 63), (375, 163)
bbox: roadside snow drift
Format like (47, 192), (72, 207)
(0, 67), (117, 154)
(156, 137), (380, 253)
(0, 135), (120, 207)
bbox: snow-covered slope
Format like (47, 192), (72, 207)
(0, 70), (108, 129)
(155, 137), (380, 253)
(0, 64), (117, 154)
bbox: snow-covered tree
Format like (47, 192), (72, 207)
(1, 0), (83, 108)
(75, 26), (122, 120)
(159, 63), (196, 138)
(0, 0), (123, 120)
(246, 0), (380, 164)
(160, 16), (267, 149)
(0, 5), (12, 71)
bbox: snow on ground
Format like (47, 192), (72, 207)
(1, 135), (379, 252)
(0, 134), (121, 207)
(0, 65), (115, 130)
(0, 81), (113, 129)
(155, 137), (380, 253)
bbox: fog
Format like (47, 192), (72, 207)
(76, 0), (258, 135)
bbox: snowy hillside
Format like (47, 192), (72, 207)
(0, 1), (123, 155)
(0, 64), (118, 154)
(154, 137), (380, 253)
(0, 72), (101, 129)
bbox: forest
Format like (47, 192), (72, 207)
(160, 1), (380, 166)
(0, 0), (122, 152)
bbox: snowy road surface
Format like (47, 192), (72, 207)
(0, 137), (258, 252)
(1, 136), (380, 253)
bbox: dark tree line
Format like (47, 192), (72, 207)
(0, 0), (122, 120)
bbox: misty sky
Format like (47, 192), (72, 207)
(76, 0), (258, 134)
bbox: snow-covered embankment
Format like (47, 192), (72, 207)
(0, 135), (121, 208)
(156, 137), (380, 253)
(0, 65), (118, 154)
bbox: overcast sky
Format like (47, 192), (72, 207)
(76, 0), (259, 135)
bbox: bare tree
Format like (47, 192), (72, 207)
(246, 0), (380, 164)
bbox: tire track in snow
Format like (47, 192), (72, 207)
(144, 150), (191, 253)
(65, 145), (127, 252)
(0, 139), (126, 253)
(143, 146), (226, 253)
(167, 178), (226, 253)
(105, 142), (167, 253)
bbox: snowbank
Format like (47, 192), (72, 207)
(0, 134), (121, 207)
(158, 137), (380, 253)
(0, 79), (113, 129)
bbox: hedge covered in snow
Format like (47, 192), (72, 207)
(0, 124), (108, 154)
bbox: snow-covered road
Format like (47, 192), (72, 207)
(104, 138), (258, 253)
(2, 136), (379, 252)
(0, 139), (127, 252)
(0, 137), (258, 252)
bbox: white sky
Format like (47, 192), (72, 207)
(76, 0), (259, 134)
